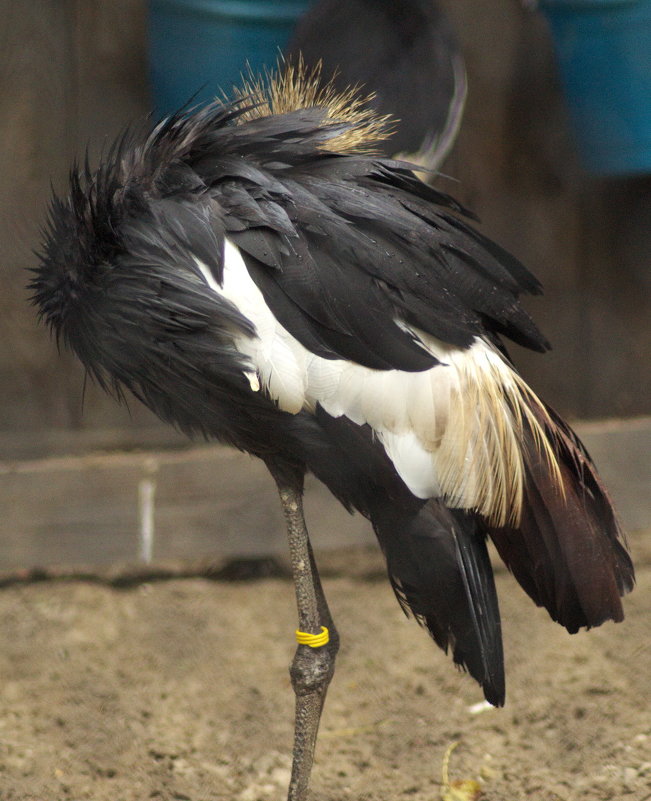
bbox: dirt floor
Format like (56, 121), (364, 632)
(0, 535), (649, 801)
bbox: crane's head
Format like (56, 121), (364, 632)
(28, 140), (236, 404)
(31, 158), (123, 348)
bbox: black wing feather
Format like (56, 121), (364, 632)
(185, 113), (549, 365)
(309, 409), (505, 705)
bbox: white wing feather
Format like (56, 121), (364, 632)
(202, 241), (560, 525)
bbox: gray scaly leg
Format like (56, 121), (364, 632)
(267, 461), (339, 801)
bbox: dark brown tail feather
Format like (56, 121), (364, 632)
(489, 404), (634, 633)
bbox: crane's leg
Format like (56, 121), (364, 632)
(266, 461), (340, 801)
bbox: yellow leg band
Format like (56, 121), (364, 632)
(295, 626), (330, 648)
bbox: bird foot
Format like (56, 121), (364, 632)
(287, 637), (339, 801)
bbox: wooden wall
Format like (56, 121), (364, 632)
(439, 0), (651, 419)
(1, 0), (650, 449)
(0, 0), (156, 434)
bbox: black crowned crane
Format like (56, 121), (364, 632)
(287, 0), (467, 171)
(30, 69), (634, 801)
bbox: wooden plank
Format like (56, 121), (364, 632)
(72, 0), (150, 149)
(437, 0), (587, 417)
(0, 1), (79, 429)
(577, 180), (651, 418)
(575, 417), (651, 533)
(0, 418), (648, 571)
(0, 445), (373, 570)
(0, 455), (144, 568)
(0, 425), (187, 461)
(0, 0), (155, 433)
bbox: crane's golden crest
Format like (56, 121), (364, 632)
(232, 58), (395, 155)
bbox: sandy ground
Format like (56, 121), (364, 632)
(0, 537), (649, 801)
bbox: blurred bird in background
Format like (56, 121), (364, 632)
(287, 0), (467, 171)
(30, 66), (633, 801)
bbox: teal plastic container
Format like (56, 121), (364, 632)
(540, 0), (651, 175)
(148, 0), (312, 118)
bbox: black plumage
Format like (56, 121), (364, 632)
(30, 82), (634, 801)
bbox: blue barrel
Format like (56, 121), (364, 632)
(148, 0), (313, 118)
(540, 0), (651, 175)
